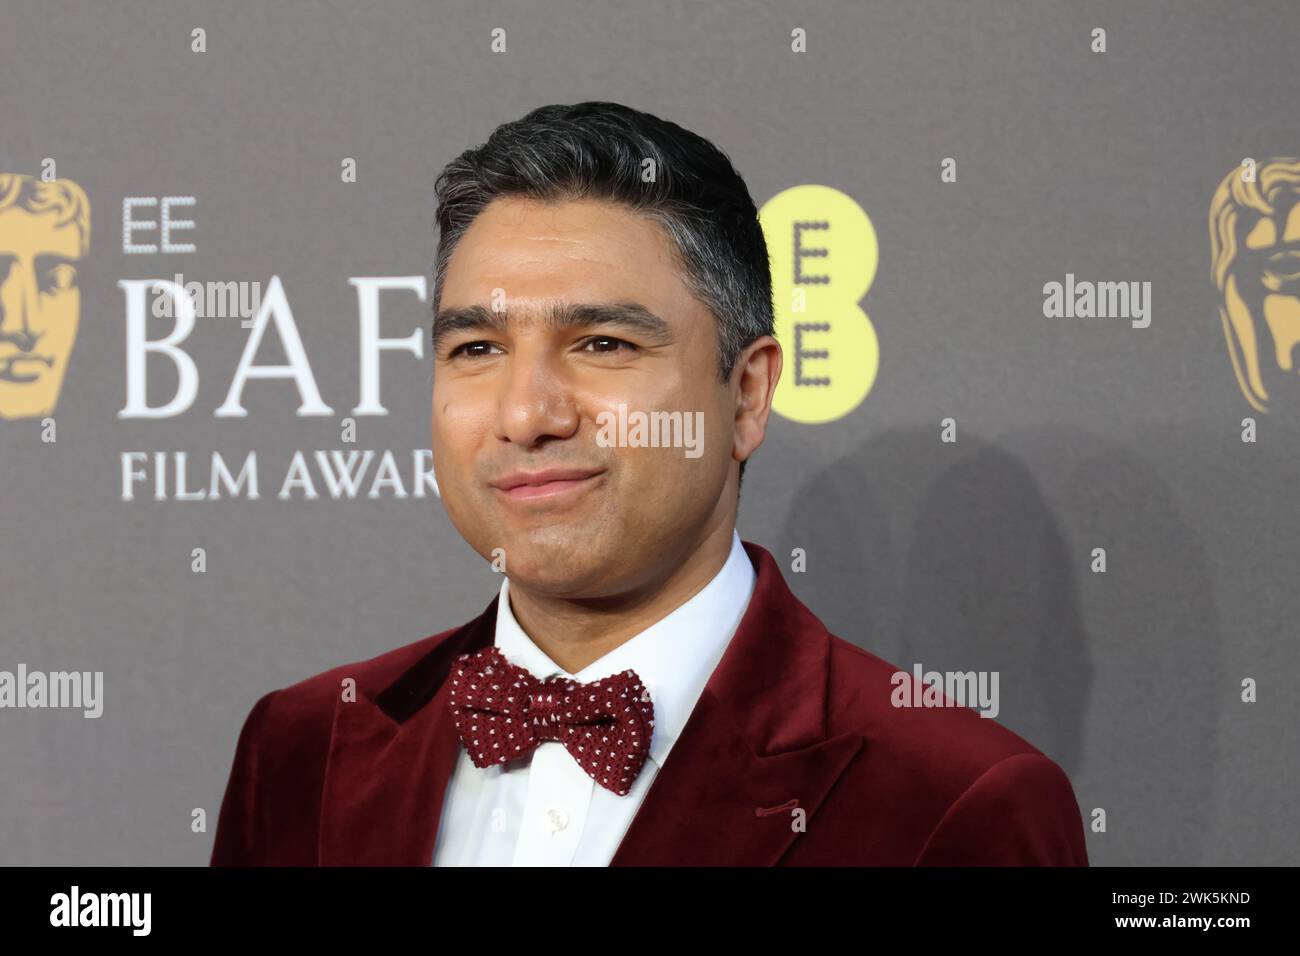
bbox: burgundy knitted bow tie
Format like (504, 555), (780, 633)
(447, 645), (655, 796)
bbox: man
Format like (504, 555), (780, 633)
(210, 101), (1089, 866)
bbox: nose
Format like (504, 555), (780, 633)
(493, 348), (581, 449)
(0, 261), (41, 351)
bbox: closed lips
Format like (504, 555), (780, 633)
(490, 469), (603, 491)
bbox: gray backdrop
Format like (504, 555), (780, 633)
(2, 0), (1296, 865)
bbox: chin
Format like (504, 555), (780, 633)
(499, 539), (614, 594)
(506, 564), (606, 598)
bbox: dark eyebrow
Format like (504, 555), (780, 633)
(431, 301), (673, 352)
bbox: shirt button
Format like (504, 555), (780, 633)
(546, 808), (569, 832)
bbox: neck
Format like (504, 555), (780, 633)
(506, 520), (736, 674)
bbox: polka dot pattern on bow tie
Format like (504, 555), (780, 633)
(447, 645), (655, 796)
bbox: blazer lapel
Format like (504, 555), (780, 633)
(317, 597), (497, 866)
(609, 542), (864, 866)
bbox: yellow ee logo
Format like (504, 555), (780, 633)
(759, 184), (879, 424)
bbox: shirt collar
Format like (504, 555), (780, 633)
(493, 529), (756, 769)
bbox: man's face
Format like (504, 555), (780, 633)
(0, 207), (82, 419)
(432, 196), (738, 599)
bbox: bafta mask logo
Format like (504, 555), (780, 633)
(0, 174), (90, 420)
(1209, 158), (1300, 414)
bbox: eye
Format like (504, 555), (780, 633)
(446, 341), (503, 359)
(40, 263), (78, 294)
(581, 336), (638, 354)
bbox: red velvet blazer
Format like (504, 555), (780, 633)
(211, 540), (1089, 866)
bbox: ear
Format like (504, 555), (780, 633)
(731, 335), (782, 465)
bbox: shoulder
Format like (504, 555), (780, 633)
(246, 624), (466, 736)
(824, 633), (1044, 772)
(813, 633), (1087, 864)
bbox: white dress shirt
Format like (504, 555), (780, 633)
(431, 530), (756, 866)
